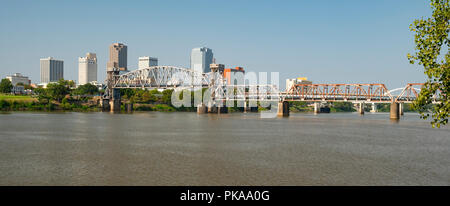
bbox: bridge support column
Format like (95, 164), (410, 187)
(358, 103), (365, 115)
(390, 102), (400, 119)
(370, 103), (377, 113)
(102, 99), (110, 112)
(218, 106), (228, 114)
(399, 103), (404, 116)
(197, 103), (207, 114)
(110, 88), (121, 112)
(243, 101), (248, 113)
(217, 100), (228, 114)
(126, 103), (133, 113)
(277, 101), (289, 117)
(250, 106), (258, 112)
(314, 102), (320, 114)
(207, 102), (217, 113)
(110, 99), (121, 112)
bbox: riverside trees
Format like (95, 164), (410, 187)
(408, 0), (449, 127)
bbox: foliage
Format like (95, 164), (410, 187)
(34, 88), (50, 104)
(161, 89), (173, 104)
(46, 80), (71, 102)
(331, 102), (356, 112)
(0, 99), (55, 111)
(289, 101), (311, 112)
(0, 79), (13, 93)
(72, 83), (99, 95)
(0, 94), (36, 102)
(120, 88), (136, 99)
(407, 0), (450, 127)
(121, 88), (173, 105)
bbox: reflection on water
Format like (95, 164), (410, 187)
(0, 112), (449, 185)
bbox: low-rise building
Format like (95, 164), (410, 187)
(224, 67), (245, 85)
(6, 73), (31, 86)
(210, 63), (225, 73)
(11, 85), (24, 94)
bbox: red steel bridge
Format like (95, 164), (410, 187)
(282, 83), (428, 103)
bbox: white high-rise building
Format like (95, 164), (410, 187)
(190, 47), (213, 73)
(78, 53), (97, 85)
(138, 56), (158, 70)
(40, 57), (63, 84)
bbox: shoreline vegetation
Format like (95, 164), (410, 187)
(0, 79), (419, 113)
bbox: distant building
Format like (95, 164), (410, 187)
(107, 43), (127, 71)
(138, 56), (158, 70)
(223, 67), (245, 85)
(88, 81), (104, 90)
(78, 53), (98, 85)
(210, 63), (224, 73)
(190, 47), (213, 73)
(6, 73), (30, 86)
(286, 77), (312, 91)
(40, 57), (63, 84)
(11, 85), (25, 94)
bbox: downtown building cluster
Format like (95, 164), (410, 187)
(3, 43), (247, 93)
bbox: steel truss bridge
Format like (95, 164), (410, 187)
(283, 83), (431, 103)
(105, 66), (432, 104)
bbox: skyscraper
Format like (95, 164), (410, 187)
(138, 56), (158, 70)
(107, 43), (127, 71)
(40, 57), (63, 84)
(78, 53), (98, 85)
(190, 47), (213, 73)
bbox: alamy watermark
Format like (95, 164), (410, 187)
(171, 71), (281, 118)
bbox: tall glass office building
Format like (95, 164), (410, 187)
(190, 47), (213, 73)
(40, 57), (64, 84)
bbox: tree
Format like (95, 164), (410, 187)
(0, 79), (13, 93)
(73, 83), (99, 95)
(162, 89), (173, 105)
(331, 102), (356, 112)
(34, 87), (50, 104)
(46, 80), (71, 102)
(408, 0), (449, 127)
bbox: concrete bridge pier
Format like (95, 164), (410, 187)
(126, 103), (133, 112)
(390, 102), (400, 119)
(277, 101), (290, 117)
(197, 103), (207, 114)
(218, 106), (228, 114)
(101, 99), (110, 112)
(358, 102), (365, 115)
(370, 103), (377, 113)
(243, 101), (248, 113)
(217, 100), (228, 114)
(207, 102), (217, 113)
(110, 99), (121, 112)
(313, 102), (320, 114)
(109, 88), (121, 112)
(399, 103), (404, 116)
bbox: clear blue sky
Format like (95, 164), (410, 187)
(0, 0), (432, 89)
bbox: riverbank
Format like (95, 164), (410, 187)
(0, 98), (419, 113)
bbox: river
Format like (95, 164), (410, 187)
(0, 111), (449, 185)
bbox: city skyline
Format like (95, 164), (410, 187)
(0, 0), (433, 89)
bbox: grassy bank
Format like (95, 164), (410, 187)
(0, 94), (36, 102)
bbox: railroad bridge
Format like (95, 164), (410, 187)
(102, 66), (433, 119)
